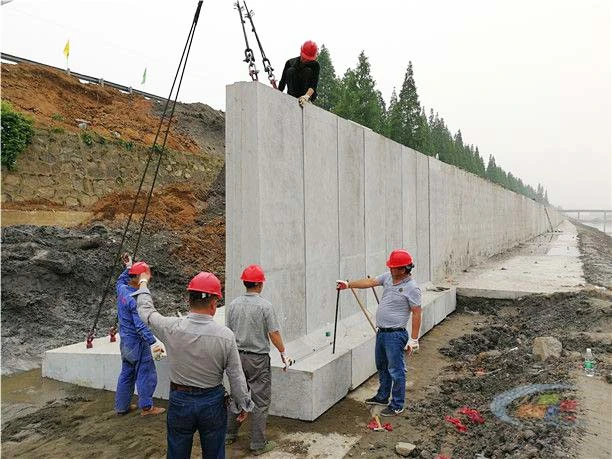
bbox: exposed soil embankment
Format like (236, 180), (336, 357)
(1, 62), (206, 153)
(2, 174), (226, 375)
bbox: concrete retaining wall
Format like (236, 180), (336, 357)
(226, 81), (562, 338)
(225, 82), (562, 419)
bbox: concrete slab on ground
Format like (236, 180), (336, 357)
(42, 287), (455, 421)
(444, 220), (585, 299)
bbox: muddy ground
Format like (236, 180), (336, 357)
(1, 224), (610, 458)
(1, 175), (226, 375)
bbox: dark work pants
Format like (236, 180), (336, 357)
(167, 385), (227, 459)
(226, 353), (271, 450)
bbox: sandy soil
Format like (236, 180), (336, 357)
(1, 63), (201, 154)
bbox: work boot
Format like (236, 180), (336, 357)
(365, 396), (388, 406)
(251, 440), (276, 456)
(141, 406), (166, 416)
(116, 404), (137, 416)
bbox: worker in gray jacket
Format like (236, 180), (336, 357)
(134, 269), (254, 459)
(225, 264), (290, 456)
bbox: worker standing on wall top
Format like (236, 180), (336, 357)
(134, 269), (253, 459)
(278, 40), (320, 107)
(336, 249), (422, 417)
(115, 253), (165, 417)
(225, 264), (290, 456)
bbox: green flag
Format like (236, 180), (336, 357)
(141, 67), (147, 85)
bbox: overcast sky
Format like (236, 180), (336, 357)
(2, 0), (610, 210)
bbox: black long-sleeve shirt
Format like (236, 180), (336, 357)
(278, 57), (320, 101)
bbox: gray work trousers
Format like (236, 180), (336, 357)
(227, 352), (271, 450)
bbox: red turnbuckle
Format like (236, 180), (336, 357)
(86, 331), (95, 349)
(109, 326), (117, 343)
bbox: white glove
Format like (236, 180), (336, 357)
(405, 338), (419, 353)
(298, 94), (310, 107)
(280, 351), (293, 371)
(336, 280), (349, 291)
(151, 341), (166, 360)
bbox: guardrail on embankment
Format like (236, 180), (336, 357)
(1, 52), (167, 103)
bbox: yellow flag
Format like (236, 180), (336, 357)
(63, 40), (70, 59)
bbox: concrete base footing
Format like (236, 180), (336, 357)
(42, 286), (455, 420)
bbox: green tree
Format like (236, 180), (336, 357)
(335, 51), (386, 134)
(386, 88), (401, 139)
(387, 61), (422, 150)
(315, 44), (340, 112)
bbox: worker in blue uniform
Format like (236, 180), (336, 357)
(114, 253), (165, 416)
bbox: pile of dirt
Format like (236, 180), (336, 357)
(1, 167), (227, 375)
(0, 224), (188, 375)
(1, 62), (201, 153)
(86, 171), (226, 279)
(575, 220), (612, 289)
(389, 289), (611, 458)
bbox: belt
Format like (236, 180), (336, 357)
(377, 327), (406, 333)
(238, 350), (268, 356)
(170, 382), (222, 394)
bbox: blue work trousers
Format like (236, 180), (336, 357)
(167, 385), (227, 459)
(374, 329), (408, 410)
(115, 338), (157, 412)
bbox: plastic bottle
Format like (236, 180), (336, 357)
(325, 322), (331, 338)
(584, 348), (595, 377)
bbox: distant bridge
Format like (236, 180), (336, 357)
(562, 209), (611, 233)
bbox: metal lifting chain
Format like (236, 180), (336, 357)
(242, 0), (277, 88)
(86, 0), (204, 349)
(235, 1), (259, 81)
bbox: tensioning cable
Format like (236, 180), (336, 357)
(242, 0), (276, 88)
(234, 1), (259, 81)
(86, 0), (204, 348)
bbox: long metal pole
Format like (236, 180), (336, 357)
(332, 289), (340, 354)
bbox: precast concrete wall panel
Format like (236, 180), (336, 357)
(401, 147), (418, 271)
(256, 85), (307, 342)
(385, 140), (403, 254)
(415, 153), (431, 283)
(338, 118), (367, 318)
(226, 83), (261, 302)
(364, 130), (389, 307)
(303, 106), (340, 333)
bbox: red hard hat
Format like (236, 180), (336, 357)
(386, 249), (414, 268)
(129, 261), (150, 275)
(300, 40), (318, 61)
(240, 264), (266, 283)
(187, 272), (223, 298)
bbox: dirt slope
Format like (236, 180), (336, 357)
(2, 62), (207, 153)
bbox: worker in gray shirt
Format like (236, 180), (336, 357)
(225, 264), (290, 456)
(134, 268), (254, 459)
(337, 249), (422, 417)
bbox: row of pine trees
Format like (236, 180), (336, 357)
(315, 46), (550, 205)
